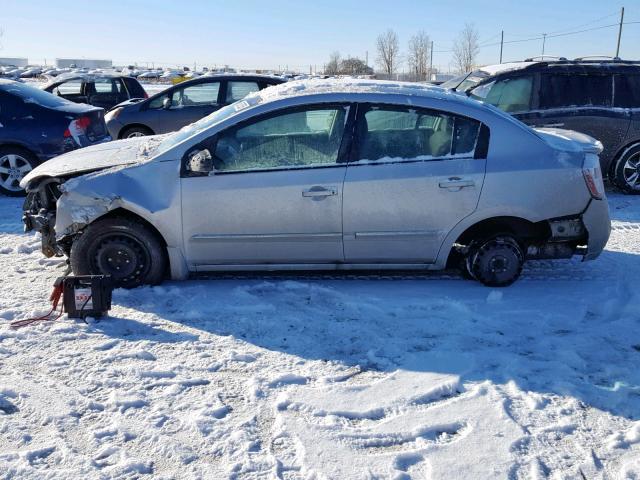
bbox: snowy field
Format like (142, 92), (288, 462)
(1, 193), (639, 479)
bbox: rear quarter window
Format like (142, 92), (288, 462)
(540, 74), (612, 109)
(614, 74), (640, 108)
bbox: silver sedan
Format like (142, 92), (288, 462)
(22, 79), (611, 287)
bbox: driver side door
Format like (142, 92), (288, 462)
(151, 82), (221, 134)
(180, 104), (352, 268)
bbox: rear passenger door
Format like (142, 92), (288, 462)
(533, 73), (629, 168)
(342, 105), (487, 263)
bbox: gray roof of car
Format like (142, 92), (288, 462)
(251, 78), (491, 111)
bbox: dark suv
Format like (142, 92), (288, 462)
(43, 74), (147, 110)
(450, 58), (640, 194)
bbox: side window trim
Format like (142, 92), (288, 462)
(349, 103), (486, 164)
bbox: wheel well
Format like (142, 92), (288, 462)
(609, 140), (640, 178)
(446, 216), (550, 267)
(118, 124), (154, 139)
(97, 208), (170, 276)
(0, 143), (40, 164)
(100, 208), (167, 247)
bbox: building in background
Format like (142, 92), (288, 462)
(55, 58), (112, 69)
(0, 57), (28, 67)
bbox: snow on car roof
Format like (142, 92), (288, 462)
(251, 77), (480, 107)
(477, 61), (538, 76)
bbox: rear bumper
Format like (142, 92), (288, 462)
(106, 119), (124, 140)
(581, 198), (611, 261)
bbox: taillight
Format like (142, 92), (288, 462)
(64, 116), (92, 143)
(582, 153), (605, 200)
(144, 92), (149, 99)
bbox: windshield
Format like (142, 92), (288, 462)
(155, 95), (261, 154)
(440, 73), (470, 89)
(454, 72), (489, 92)
(1, 81), (73, 108)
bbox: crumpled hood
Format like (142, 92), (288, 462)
(21, 136), (156, 187)
(534, 127), (603, 155)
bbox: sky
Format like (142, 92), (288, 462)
(1, 0), (640, 73)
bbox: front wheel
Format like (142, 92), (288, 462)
(612, 145), (640, 194)
(465, 236), (524, 287)
(70, 217), (167, 288)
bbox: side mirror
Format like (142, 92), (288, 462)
(162, 97), (172, 110)
(185, 148), (214, 174)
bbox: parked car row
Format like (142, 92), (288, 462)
(20, 80), (610, 288)
(0, 74), (283, 194)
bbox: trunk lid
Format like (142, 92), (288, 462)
(534, 127), (603, 154)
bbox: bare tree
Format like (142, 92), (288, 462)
(407, 31), (430, 81)
(339, 57), (374, 75)
(376, 29), (400, 77)
(453, 23), (480, 73)
(325, 51), (341, 75)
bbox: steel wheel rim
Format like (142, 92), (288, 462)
(91, 234), (151, 285)
(126, 131), (146, 138)
(622, 153), (640, 191)
(0, 154), (32, 191)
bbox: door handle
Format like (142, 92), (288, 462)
(302, 186), (337, 198)
(438, 178), (475, 191)
(537, 123), (565, 128)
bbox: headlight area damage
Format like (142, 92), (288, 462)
(21, 135), (176, 259)
(22, 159), (179, 265)
(23, 172), (128, 258)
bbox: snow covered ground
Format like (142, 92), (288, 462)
(0, 193), (639, 479)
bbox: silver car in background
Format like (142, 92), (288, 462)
(21, 79), (611, 287)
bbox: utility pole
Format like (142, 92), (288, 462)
(499, 30), (504, 63)
(616, 6), (625, 58)
(366, 50), (369, 67)
(541, 33), (547, 56)
(429, 40), (434, 82)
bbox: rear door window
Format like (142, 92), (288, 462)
(355, 106), (481, 161)
(93, 78), (114, 93)
(470, 76), (533, 113)
(614, 74), (640, 108)
(540, 74), (613, 109)
(226, 81), (260, 103)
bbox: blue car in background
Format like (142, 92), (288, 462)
(0, 79), (110, 195)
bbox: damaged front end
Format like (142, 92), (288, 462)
(22, 177), (67, 257)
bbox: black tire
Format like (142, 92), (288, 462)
(466, 236), (524, 287)
(70, 217), (167, 288)
(0, 146), (38, 197)
(612, 144), (640, 195)
(120, 126), (153, 139)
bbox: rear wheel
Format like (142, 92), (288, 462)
(70, 217), (167, 288)
(613, 145), (640, 194)
(0, 147), (37, 196)
(121, 126), (153, 139)
(465, 236), (524, 287)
